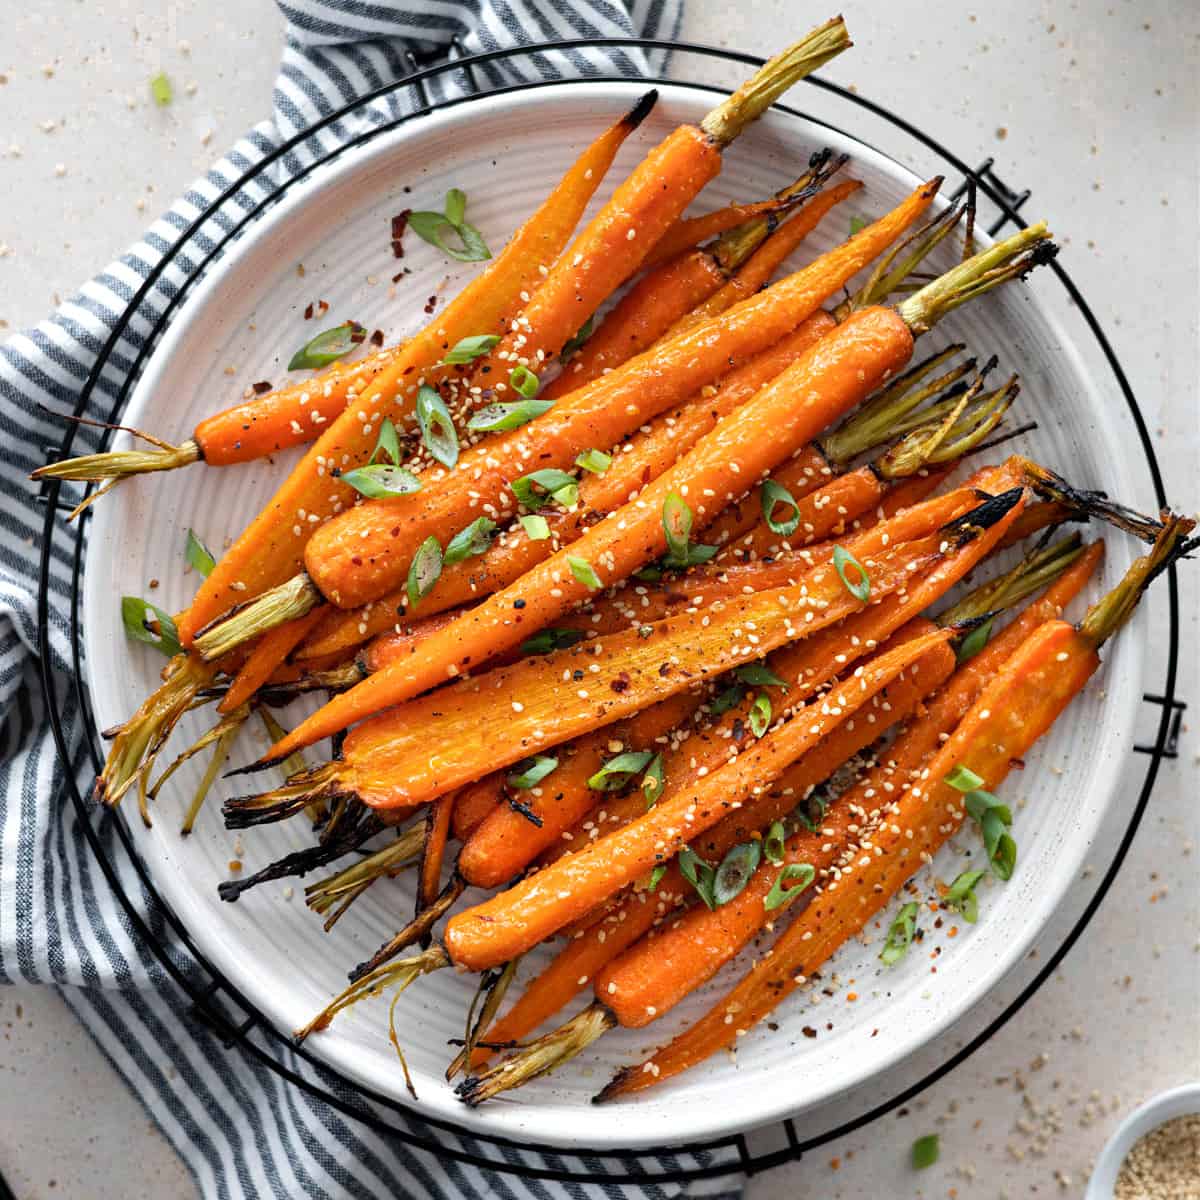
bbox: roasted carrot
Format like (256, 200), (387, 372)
(452, 777), (505, 843)
(171, 96), (656, 648)
(216, 608), (327, 716)
(466, 21), (852, 383)
(596, 519), (1191, 1098)
(543, 158), (853, 400)
(457, 691), (699, 890)
(295, 316), (837, 661)
(417, 794), (455, 914)
(195, 179), (944, 665)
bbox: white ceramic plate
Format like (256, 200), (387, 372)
(82, 80), (1145, 1150)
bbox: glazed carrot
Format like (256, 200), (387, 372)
(233, 526), (959, 818)
(42, 102), (653, 515)
(543, 159), (852, 400)
(195, 179), (943, 668)
(457, 690), (699, 889)
(596, 520), (1191, 1098)
(417, 794), (455, 913)
(467, 21), (852, 383)
(467, 626), (955, 1066)
(295, 316), (836, 661)
(452, 776), (505, 842)
(216, 608), (327, 716)
(445, 626), (956, 973)
(172, 96), (657, 647)
(662, 179), (866, 344)
(253, 300), (942, 757)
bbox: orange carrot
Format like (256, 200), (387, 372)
(445, 626), (956, 973)
(294, 317), (835, 661)
(596, 521), (1188, 1098)
(175, 96), (655, 645)
(642, 192), (813, 268)
(466, 22), (851, 382)
(452, 776), (505, 842)
(417, 794), (455, 913)
(216, 608), (327, 716)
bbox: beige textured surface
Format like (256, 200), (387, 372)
(1, 0), (1196, 1196)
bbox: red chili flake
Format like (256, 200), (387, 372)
(610, 672), (631, 694)
(303, 302), (314, 320)
(423, 295), (438, 315)
(1009, 756), (1026, 770)
(802, 1025), (818, 1039)
(369, 329), (384, 348)
(390, 209), (411, 258)
(348, 322), (367, 344)
(391, 269), (409, 284)
(251, 380), (273, 395)
(317, 299), (329, 316)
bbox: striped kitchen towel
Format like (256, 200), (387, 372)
(0, 0), (746, 1196)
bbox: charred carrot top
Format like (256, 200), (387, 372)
(597, 518), (1191, 1099)
(194, 177), (943, 665)
(467, 20), (852, 381)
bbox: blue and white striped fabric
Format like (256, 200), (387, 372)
(0, 1), (746, 1196)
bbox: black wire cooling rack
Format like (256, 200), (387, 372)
(34, 38), (1186, 1185)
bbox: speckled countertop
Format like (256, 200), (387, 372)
(1, 1), (1196, 1196)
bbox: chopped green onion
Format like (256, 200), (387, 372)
(506, 755), (559, 789)
(956, 616), (993, 663)
(960, 787), (1016, 880)
(642, 754), (665, 808)
(288, 321), (363, 370)
(443, 517), (496, 565)
(734, 663), (789, 690)
(370, 417), (403, 466)
(712, 841), (762, 907)
(520, 514), (551, 540)
(992, 831), (1017, 881)
(911, 1134), (939, 1170)
(708, 684), (746, 716)
(879, 901), (920, 966)
(647, 864), (667, 891)
(761, 478), (801, 536)
(567, 555), (602, 591)
(764, 820), (786, 866)
(338, 463), (422, 499)
(764, 862), (816, 911)
(832, 544), (871, 602)
(508, 365), (539, 399)
(794, 793), (828, 833)
(467, 399), (553, 433)
(121, 596), (182, 657)
(520, 628), (585, 656)
(678, 848), (717, 910)
(185, 528), (215, 578)
(406, 536), (443, 609)
(963, 790), (1011, 826)
(945, 764), (986, 792)
(587, 750), (654, 792)
(575, 448), (612, 475)
(559, 315), (595, 362)
(849, 215), (868, 237)
(442, 333), (500, 365)
(945, 868), (986, 923)
(149, 72), (173, 107)
(408, 190), (492, 263)
(511, 468), (578, 510)
(415, 384), (459, 469)
(662, 492), (692, 562)
(748, 693), (772, 738)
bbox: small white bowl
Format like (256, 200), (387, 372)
(1086, 1082), (1200, 1198)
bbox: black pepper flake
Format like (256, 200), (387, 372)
(731, 719), (745, 743)
(251, 380), (273, 395)
(369, 329), (384, 348)
(572, 669), (585, 681)
(658, 663), (672, 677)
(513, 599), (526, 609)
(507, 797), (543, 827)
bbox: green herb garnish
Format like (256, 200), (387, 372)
(443, 516), (496, 565)
(660, 491), (717, 569)
(519, 628), (585, 656)
(911, 1134), (939, 1170)
(956, 616), (993, 663)
(642, 753), (665, 808)
(764, 862), (816, 911)
(506, 755), (559, 789)
(338, 463), (421, 499)
(559, 315), (595, 362)
(944, 764), (985, 792)
(761, 478), (801, 536)
(467, 399), (553, 433)
(371, 417), (403, 466)
(406, 536), (443, 608)
(712, 841), (762, 907)
(185, 528), (215, 578)
(734, 663), (788, 689)
(567, 555), (602, 591)
(511, 468), (578, 510)
(764, 821), (787, 866)
(288, 321), (364, 370)
(121, 596), (181, 657)
(575, 448), (612, 475)
(442, 334), (500, 365)
(945, 868), (986, 924)
(708, 683), (746, 716)
(849, 215), (868, 237)
(508, 365), (539, 399)
(408, 189), (492, 262)
(647, 863), (667, 891)
(415, 384), (458, 468)
(748, 693), (772, 738)
(879, 900), (920, 966)
(587, 750), (654, 792)
(678, 847), (718, 910)
(832, 544), (871, 602)
(149, 72), (173, 107)
(520, 514), (551, 540)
